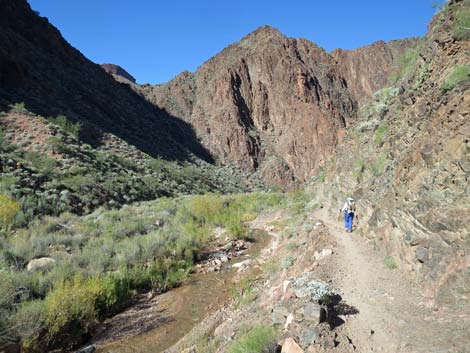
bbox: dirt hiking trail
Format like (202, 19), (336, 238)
(317, 208), (470, 353)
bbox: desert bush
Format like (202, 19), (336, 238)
(370, 153), (388, 176)
(441, 65), (470, 93)
(281, 255), (296, 269)
(453, 4), (470, 40)
(232, 276), (257, 309)
(374, 124), (388, 146)
(353, 159), (366, 181)
(228, 325), (278, 353)
(0, 194), (20, 230)
(48, 115), (81, 138)
(389, 43), (421, 84)
(9, 102), (29, 114)
(383, 256), (398, 269)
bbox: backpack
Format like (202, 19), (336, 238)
(347, 201), (356, 214)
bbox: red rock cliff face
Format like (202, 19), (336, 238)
(332, 38), (418, 104)
(143, 27), (358, 184)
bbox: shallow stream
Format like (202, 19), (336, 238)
(93, 232), (269, 353)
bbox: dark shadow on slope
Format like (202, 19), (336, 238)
(0, 0), (213, 163)
(321, 294), (360, 329)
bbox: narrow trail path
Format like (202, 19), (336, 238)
(318, 209), (470, 353)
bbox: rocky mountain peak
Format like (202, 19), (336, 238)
(101, 63), (136, 83)
(242, 25), (284, 40)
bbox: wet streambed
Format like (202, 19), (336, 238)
(92, 232), (269, 353)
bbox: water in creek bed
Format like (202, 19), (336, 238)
(93, 231), (270, 353)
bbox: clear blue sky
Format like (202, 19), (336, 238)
(28, 0), (444, 84)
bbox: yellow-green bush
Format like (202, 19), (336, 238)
(441, 65), (470, 93)
(228, 325), (278, 353)
(0, 194), (20, 230)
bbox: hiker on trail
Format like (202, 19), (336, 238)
(340, 197), (356, 232)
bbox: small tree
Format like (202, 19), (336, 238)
(0, 194), (20, 230)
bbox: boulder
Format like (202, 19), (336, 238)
(272, 305), (289, 325)
(232, 259), (252, 269)
(281, 337), (304, 353)
(26, 257), (56, 272)
(314, 248), (333, 260)
(416, 247), (429, 263)
(284, 312), (294, 331)
(299, 328), (319, 348)
(303, 302), (326, 324)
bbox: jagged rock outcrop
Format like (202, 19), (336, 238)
(101, 63), (137, 83)
(332, 38), (419, 104)
(142, 26), (359, 184)
(0, 0), (210, 162)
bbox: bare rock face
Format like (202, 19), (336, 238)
(101, 64), (136, 83)
(332, 38), (418, 104)
(144, 26), (358, 184)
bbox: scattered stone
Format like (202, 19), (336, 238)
(302, 302), (326, 324)
(299, 328), (319, 348)
(416, 247), (429, 263)
(281, 337), (304, 353)
(26, 257), (56, 272)
(314, 248), (333, 260)
(284, 312), (294, 331)
(74, 345), (95, 353)
(272, 305), (289, 325)
(232, 259), (252, 269)
(283, 280), (291, 294)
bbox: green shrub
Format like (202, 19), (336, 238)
(374, 124), (388, 146)
(281, 255), (296, 269)
(48, 115), (82, 138)
(232, 276), (257, 308)
(453, 5), (470, 40)
(43, 275), (102, 343)
(383, 256), (397, 269)
(353, 159), (366, 181)
(9, 102), (29, 114)
(0, 194), (20, 230)
(11, 300), (45, 344)
(389, 42), (422, 84)
(370, 153), (388, 176)
(441, 65), (470, 93)
(228, 325), (278, 353)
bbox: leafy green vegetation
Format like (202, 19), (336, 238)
(374, 124), (388, 146)
(0, 107), (262, 226)
(0, 194), (20, 231)
(228, 325), (278, 353)
(232, 276), (257, 308)
(441, 65), (470, 93)
(0, 192), (285, 351)
(370, 153), (388, 176)
(353, 159), (366, 181)
(48, 115), (82, 138)
(453, 4), (470, 40)
(281, 255), (296, 269)
(383, 256), (398, 269)
(361, 87), (398, 120)
(389, 43), (421, 84)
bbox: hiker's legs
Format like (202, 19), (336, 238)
(344, 212), (348, 229)
(347, 213), (354, 232)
